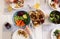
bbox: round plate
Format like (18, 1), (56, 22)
(12, 29), (29, 39)
(10, 0), (27, 10)
(29, 9), (45, 27)
(48, 0), (60, 11)
(51, 27), (60, 39)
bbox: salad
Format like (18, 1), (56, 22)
(54, 29), (60, 39)
(50, 10), (60, 24)
(14, 11), (30, 27)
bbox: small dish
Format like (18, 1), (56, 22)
(8, 0), (25, 9)
(48, 0), (60, 11)
(51, 27), (60, 39)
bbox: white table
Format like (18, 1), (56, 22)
(0, 0), (60, 39)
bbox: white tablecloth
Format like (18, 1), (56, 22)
(1, 0), (60, 39)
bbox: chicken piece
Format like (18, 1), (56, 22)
(57, 34), (60, 39)
(50, 2), (57, 9)
(22, 31), (28, 38)
(18, 30), (22, 35)
(29, 10), (44, 26)
(30, 12), (37, 19)
(57, 36), (60, 39)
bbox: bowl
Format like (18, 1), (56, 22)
(48, 0), (60, 11)
(13, 11), (30, 28)
(51, 27), (60, 39)
(9, 0), (26, 9)
(29, 9), (45, 27)
(49, 10), (60, 24)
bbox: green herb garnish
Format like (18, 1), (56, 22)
(54, 30), (60, 36)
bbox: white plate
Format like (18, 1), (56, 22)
(51, 27), (60, 39)
(12, 29), (29, 39)
(48, 0), (60, 11)
(10, 3), (26, 10)
(10, 0), (28, 10)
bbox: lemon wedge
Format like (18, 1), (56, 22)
(7, 5), (12, 12)
(34, 3), (40, 9)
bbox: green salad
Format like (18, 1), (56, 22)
(50, 11), (60, 24)
(14, 11), (30, 27)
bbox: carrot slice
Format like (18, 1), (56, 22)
(16, 20), (25, 27)
(21, 21), (25, 26)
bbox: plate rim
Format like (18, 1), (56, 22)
(12, 29), (29, 39)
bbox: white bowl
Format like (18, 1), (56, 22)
(51, 27), (60, 39)
(10, 0), (27, 10)
(48, 0), (60, 11)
